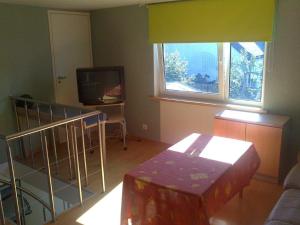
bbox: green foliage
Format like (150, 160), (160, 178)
(193, 73), (210, 84)
(164, 50), (218, 93)
(164, 50), (188, 82)
(229, 49), (264, 101)
(192, 73), (218, 93)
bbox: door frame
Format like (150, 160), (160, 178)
(48, 10), (94, 103)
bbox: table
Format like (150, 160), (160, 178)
(121, 133), (260, 225)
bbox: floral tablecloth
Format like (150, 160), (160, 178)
(121, 133), (260, 225)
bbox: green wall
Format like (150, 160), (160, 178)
(0, 3), (54, 134)
(0, 0), (298, 169)
(91, 0), (300, 166)
(264, 0), (300, 168)
(0, 3), (54, 162)
(91, 6), (160, 140)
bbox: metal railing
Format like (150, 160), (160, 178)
(0, 178), (51, 225)
(0, 96), (107, 225)
(0, 193), (5, 225)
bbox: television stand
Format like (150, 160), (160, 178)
(84, 101), (127, 151)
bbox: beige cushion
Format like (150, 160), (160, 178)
(284, 163), (300, 189)
(266, 189), (300, 225)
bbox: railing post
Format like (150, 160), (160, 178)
(80, 119), (88, 186)
(24, 101), (34, 167)
(12, 98), (25, 159)
(49, 105), (59, 174)
(43, 133), (56, 222)
(122, 120), (127, 150)
(73, 126), (83, 205)
(0, 193), (5, 225)
(101, 121), (107, 164)
(5, 142), (21, 225)
(87, 128), (92, 149)
(17, 179), (25, 225)
(70, 125), (77, 179)
(97, 115), (106, 193)
(64, 108), (73, 180)
(36, 103), (46, 166)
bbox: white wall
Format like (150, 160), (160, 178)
(160, 101), (224, 144)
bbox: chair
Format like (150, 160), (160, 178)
(84, 102), (127, 150)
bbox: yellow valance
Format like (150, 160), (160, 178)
(148, 0), (275, 43)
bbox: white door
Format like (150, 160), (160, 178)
(48, 11), (93, 106)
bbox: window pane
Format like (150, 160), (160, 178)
(229, 42), (265, 102)
(163, 43), (219, 94)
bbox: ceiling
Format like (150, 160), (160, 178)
(0, 0), (177, 10)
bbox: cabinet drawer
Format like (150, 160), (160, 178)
(214, 118), (246, 140)
(246, 124), (282, 178)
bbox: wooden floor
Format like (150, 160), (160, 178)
(42, 137), (282, 225)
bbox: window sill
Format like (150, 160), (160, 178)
(149, 95), (267, 114)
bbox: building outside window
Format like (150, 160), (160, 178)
(158, 42), (266, 106)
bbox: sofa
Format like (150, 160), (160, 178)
(265, 163), (300, 225)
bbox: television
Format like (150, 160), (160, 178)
(76, 66), (125, 105)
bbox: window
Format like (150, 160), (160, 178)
(157, 42), (266, 106)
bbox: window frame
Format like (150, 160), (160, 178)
(156, 42), (268, 107)
(224, 43), (268, 107)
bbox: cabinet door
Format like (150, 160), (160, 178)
(246, 124), (282, 178)
(214, 118), (246, 140)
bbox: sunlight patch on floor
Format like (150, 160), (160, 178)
(210, 217), (230, 225)
(76, 183), (123, 225)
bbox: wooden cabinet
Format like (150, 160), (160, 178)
(246, 124), (282, 178)
(214, 119), (246, 140)
(214, 110), (290, 183)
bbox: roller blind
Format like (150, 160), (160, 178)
(148, 0), (275, 43)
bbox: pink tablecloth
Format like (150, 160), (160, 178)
(121, 133), (260, 225)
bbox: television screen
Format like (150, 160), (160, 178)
(77, 66), (125, 105)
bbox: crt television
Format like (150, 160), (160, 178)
(76, 66), (125, 105)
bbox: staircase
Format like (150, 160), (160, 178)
(0, 96), (106, 225)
